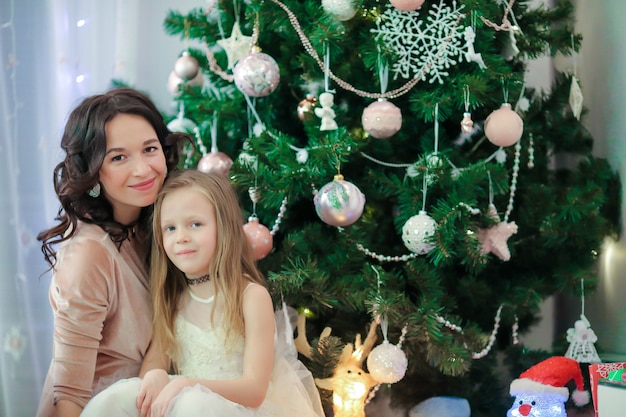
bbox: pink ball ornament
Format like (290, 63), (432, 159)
(402, 210), (437, 255)
(168, 69), (204, 96)
(362, 100), (403, 139)
(390, 0), (425, 11)
(484, 103), (524, 147)
(243, 216), (273, 260)
(197, 152), (233, 176)
(314, 175), (365, 227)
(233, 51), (280, 97)
(367, 341), (408, 384)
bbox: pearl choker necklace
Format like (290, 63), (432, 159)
(185, 274), (210, 286)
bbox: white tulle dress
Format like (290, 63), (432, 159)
(81, 289), (325, 417)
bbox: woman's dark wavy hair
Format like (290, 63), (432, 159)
(38, 88), (192, 269)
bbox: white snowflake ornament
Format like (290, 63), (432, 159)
(371, 1), (467, 83)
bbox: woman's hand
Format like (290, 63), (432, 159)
(137, 368), (169, 417)
(149, 377), (190, 417)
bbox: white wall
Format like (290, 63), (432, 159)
(574, 0), (626, 356)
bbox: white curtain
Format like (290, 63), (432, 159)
(0, 0), (197, 415)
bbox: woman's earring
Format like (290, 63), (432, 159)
(88, 183), (101, 198)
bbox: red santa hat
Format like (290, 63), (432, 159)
(509, 356), (590, 406)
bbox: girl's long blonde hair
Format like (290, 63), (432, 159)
(150, 170), (265, 370)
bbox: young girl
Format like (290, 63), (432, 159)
(82, 170), (324, 417)
(36, 88), (188, 417)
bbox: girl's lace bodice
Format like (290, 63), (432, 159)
(175, 292), (245, 380)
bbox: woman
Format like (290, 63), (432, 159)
(36, 88), (189, 417)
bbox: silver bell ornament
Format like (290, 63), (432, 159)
(314, 175), (365, 227)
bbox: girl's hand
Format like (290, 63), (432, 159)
(137, 368), (170, 417)
(150, 377), (190, 417)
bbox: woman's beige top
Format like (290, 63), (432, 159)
(36, 222), (152, 417)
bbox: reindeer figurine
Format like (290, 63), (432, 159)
(295, 314), (379, 417)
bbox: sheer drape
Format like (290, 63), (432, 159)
(0, 1), (194, 415)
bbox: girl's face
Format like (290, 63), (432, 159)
(99, 113), (167, 224)
(159, 186), (218, 279)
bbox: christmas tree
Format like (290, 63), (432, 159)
(153, 0), (620, 415)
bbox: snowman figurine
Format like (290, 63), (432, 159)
(507, 356), (589, 417)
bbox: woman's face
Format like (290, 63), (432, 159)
(99, 113), (167, 225)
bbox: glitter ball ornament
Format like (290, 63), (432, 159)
(297, 95), (318, 122)
(314, 175), (365, 227)
(484, 103), (524, 147)
(233, 51), (280, 97)
(174, 51), (200, 81)
(362, 100), (403, 139)
(168, 69), (204, 96)
(390, 0), (426, 11)
(197, 152), (233, 176)
(243, 216), (273, 260)
(460, 112), (474, 133)
(367, 341), (408, 384)
(402, 210), (437, 254)
(322, 0), (358, 21)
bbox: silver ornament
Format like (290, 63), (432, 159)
(402, 210), (437, 254)
(314, 175), (365, 227)
(367, 341), (408, 384)
(174, 51), (200, 81)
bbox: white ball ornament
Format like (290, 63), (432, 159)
(233, 50), (280, 97)
(322, 0), (358, 21)
(390, 0), (426, 11)
(314, 175), (366, 227)
(367, 341), (408, 384)
(362, 100), (403, 139)
(402, 210), (437, 254)
(484, 103), (524, 147)
(174, 51), (200, 81)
